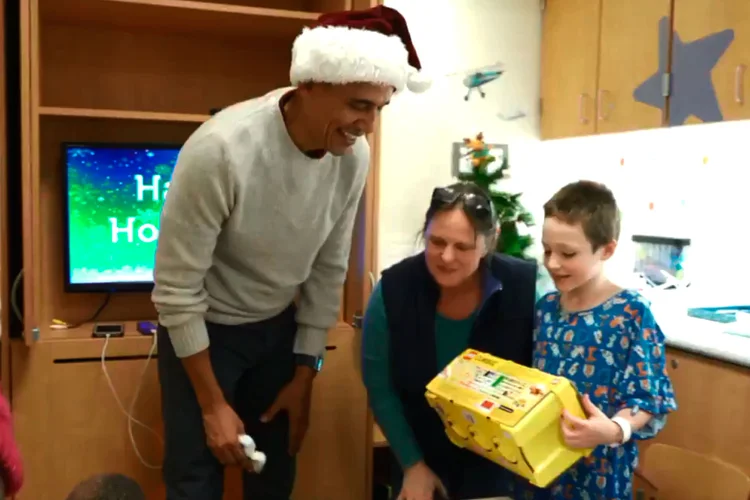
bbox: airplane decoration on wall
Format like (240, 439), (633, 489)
(448, 61), (507, 101)
(446, 61), (527, 121)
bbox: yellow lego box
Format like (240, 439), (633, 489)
(425, 349), (593, 488)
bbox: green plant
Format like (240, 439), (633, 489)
(457, 133), (534, 259)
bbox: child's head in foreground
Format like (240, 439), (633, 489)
(542, 180), (620, 293)
(65, 473), (145, 500)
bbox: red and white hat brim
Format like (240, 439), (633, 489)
(290, 26), (430, 93)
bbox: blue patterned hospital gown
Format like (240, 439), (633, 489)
(520, 290), (678, 500)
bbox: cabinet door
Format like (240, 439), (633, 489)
(10, 343), (165, 499)
(292, 323), (369, 500)
(1, 0), (8, 388)
(19, 0), (38, 346)
(597, 0), (671, 134)
(650, 348), (750, 477)
(540, 0), (602, 139)
(672, 0), (750, 125)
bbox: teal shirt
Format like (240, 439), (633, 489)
(362, 277), (547, 470)
(362, 282), (476, 468)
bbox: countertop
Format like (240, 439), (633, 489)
(647, 288), (750, 368)
(659, 313), (750, 368)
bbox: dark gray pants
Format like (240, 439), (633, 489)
(158, 306), (297, 500)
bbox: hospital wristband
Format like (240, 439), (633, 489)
(610, 416), (632, 447)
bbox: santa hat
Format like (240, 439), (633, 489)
(290, 6), (431, 93)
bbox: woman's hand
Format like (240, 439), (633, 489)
(561, 394), (622, 449)
(397, 461), (448, 500)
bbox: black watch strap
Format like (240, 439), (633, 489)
(295, 354), (323, 372)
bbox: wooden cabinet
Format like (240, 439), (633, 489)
(541, 0), (750, 138)
(0, 0), (13, 398)
(12, 322), (372, 500)
(1, 0), (8, 388)
(672, 0), (750, 124)
(10, 0), (381, 498)
(540, 0), (601, 139)
(597, 0), (670, 135)
(541, 0), (669, 139)
(293, 324), (370, 500)
(639, 348), (750, 477)
(11, 337), (165, 499)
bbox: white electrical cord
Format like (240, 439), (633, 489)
(10, 269), (24, 325)
(101, 333), (163, 469)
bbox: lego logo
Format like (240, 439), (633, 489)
(480, 400), (495, 410)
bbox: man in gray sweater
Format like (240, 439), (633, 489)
(152, 5), (430, 500)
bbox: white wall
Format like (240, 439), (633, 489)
(379, 0), (748, 305)
(378, 0), (543, 273)
(530, 122), (750, 304)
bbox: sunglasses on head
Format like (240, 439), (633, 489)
(431, 186), (495, 226)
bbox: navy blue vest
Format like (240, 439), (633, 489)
(380, 252), (537, 497)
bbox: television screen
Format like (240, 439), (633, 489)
(63, 143), (181, 292)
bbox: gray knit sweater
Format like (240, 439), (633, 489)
(152, 88), (370, 358)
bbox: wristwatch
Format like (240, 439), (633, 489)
(295, 354), (324, 372)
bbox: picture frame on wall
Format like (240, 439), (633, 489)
(451, 141), (509, 177)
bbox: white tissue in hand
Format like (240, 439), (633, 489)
(250, 450), (266, 473)
(238, 434), (255, 454)
(238, 434), (266, 472)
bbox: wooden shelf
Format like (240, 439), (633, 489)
(40, 319), (157, 341)
(40, 0), (320, 39)
(36, 320), (159, 359)
(39, 106), (210, 123)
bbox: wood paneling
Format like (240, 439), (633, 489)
(12, 0), (380, 498)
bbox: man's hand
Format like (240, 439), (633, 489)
(261, 366), (315, 455)
(202, 401), (254, 471)
(561, 394), (622, 449)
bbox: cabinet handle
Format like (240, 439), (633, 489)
(670, 358), (679, 369)
(597, 90), (614, 121)
(578, 93), (589, 124)
(735, 64), (746, 105)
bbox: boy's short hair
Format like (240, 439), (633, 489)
(543, 180), (620, 250)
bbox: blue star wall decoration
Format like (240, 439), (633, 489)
(633, 16), (734, 126)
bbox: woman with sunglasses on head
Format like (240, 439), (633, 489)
(362, 182), (538, 500)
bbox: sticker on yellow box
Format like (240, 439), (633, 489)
(425, 349), (593, 488)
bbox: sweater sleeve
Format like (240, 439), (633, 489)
(362, 282), (424, 469)
(152, 132), (234, 358)
(293, 147), (369, 358)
